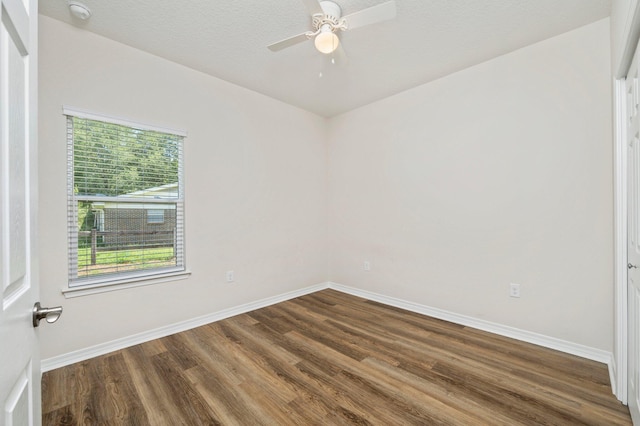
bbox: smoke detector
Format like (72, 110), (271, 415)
(68, 2), (91, 20)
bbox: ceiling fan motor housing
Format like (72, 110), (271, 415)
(313, 1), (343, 32)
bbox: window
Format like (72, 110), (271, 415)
(147, 209), (165, 224)
(66, 109), (186, 288)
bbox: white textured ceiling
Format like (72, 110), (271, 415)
(39, 0), (611, 117)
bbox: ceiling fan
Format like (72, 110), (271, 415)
(267, 0), (397, 55)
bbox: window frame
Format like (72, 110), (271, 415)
(63, 107), (190, 297)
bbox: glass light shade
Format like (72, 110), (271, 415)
(314, 31), (339, 54)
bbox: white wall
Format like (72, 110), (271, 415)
(327, 19), (613, 351)
(38, 16), (328, 359)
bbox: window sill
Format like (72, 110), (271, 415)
(62, 270), (191, 298)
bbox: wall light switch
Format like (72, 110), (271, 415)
(226, 270), (235, 283)
(364, 261), (371, 271)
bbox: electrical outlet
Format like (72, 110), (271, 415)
(226, 270), (235, 283)
(364, 261), (371, 271)
(509, 283), (520, 298)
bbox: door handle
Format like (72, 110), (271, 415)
(629, 263), (638, 269)
(33, 302), (63, 327)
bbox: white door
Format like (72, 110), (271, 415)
(0, 0), (40, 425)
(627, 41), (640, 425)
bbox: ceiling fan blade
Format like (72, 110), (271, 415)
(301, 0), (323, 16)
(343, 1), (397, 31)
(267, 33), (310, 52)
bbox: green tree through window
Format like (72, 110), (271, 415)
(73, 118), (179, 197)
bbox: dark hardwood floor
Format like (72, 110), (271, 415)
(42, 289), (631, 425)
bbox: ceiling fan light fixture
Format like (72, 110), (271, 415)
(314, 26), (339, 54)
(267, 0), (396, 56)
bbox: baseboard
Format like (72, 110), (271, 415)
(327, 282), (613, 366)
(41, 282), (328, 372)
(43, 280), (615, 383)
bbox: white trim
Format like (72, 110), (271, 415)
(62, 270), (191, 298)
(613, 1), (640, 405)
(62, 105), (187, 137)
(327, 282), (613, 365)
(614, 77), (629, 403)
(42, 282), (328, 371)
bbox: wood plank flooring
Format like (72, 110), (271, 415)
(42, 289), (631, 425)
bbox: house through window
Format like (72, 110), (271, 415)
(66, 109), (185, 287)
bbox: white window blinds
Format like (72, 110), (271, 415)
(66, 112), (185, 286)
